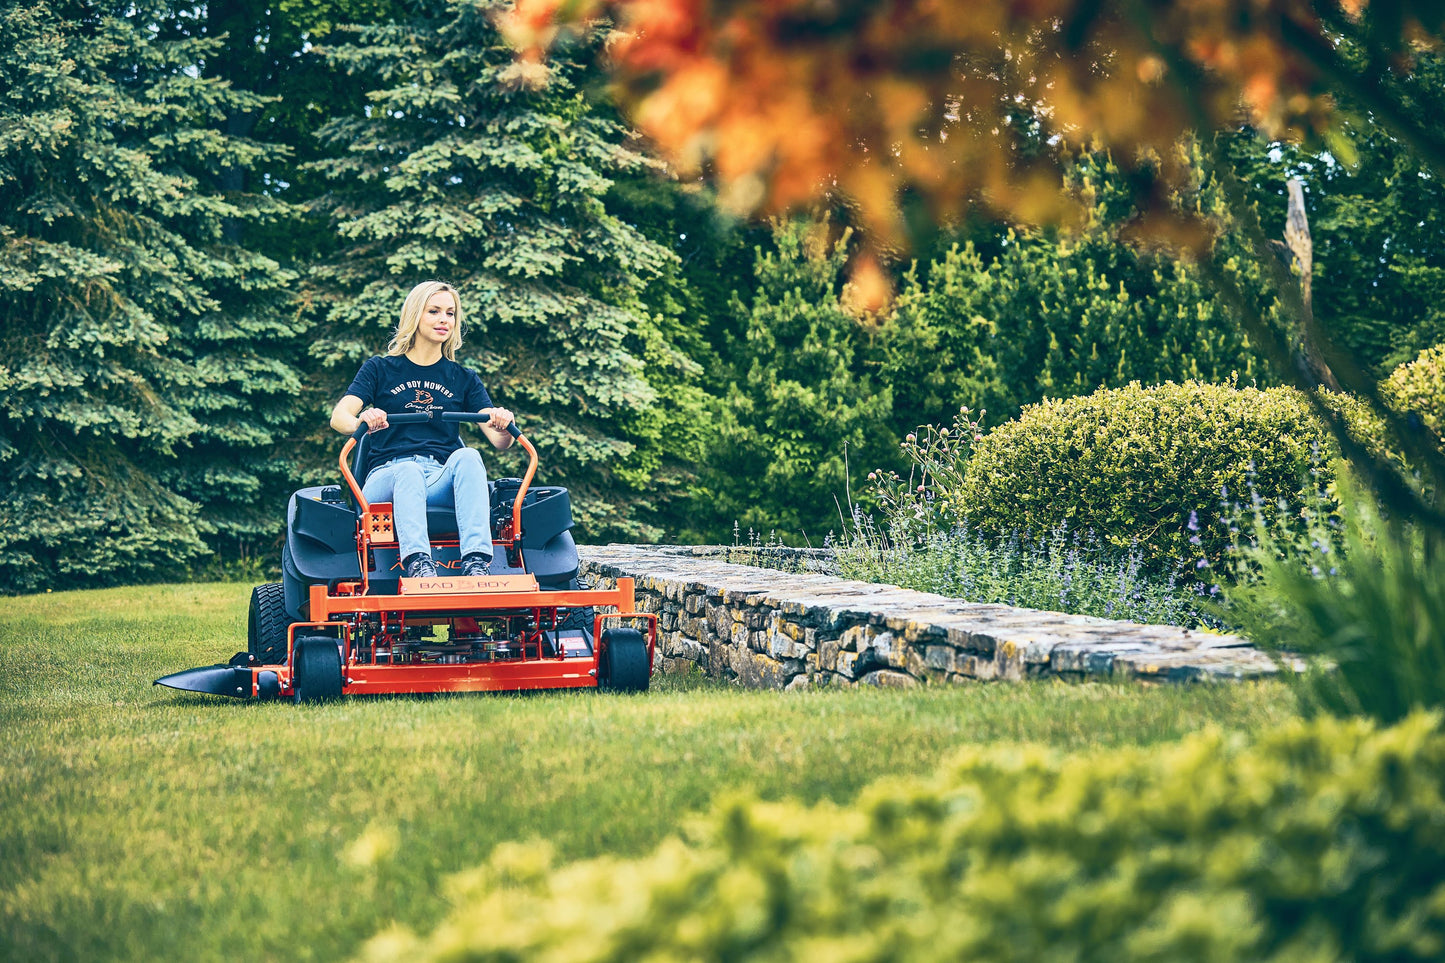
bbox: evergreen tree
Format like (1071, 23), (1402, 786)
(0, 0), (303, 592)
(307, 0), (674, 539)
(705, 220), (894, 540)
(603, 173), (763, 541)
(184, 0), (407, 267)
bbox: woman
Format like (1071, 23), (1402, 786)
(330, 281), (515, 579)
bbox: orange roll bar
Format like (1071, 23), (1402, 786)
(338, 431), (539, 547)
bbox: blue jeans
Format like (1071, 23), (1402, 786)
(362, 448), (492, 561)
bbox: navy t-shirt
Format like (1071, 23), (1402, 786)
(345, 355), (494, 471)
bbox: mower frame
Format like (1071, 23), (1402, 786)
(156, 411), (657, 702)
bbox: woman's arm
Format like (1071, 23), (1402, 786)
(479, 407), (516, 450)
(330, 395), (387, 434)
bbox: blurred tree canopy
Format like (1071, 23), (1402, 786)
(511, 0), (1444, 255)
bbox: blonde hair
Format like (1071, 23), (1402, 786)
(387, 281), (463, 360)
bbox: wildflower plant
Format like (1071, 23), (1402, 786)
(861, 406), (987, 545)
(841, 406), (1222, 628)
(837, 518), (1222, 628)
(725, 525), (821, 574)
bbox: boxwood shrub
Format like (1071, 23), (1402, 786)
(953, 381), (1352, 571)
(1384, 343), (1445, 443)
(362, 714), (1445, 962)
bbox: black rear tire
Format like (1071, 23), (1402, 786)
(599, 628), (650, 693)
(292, 636), (344, 704)
(248, 582), (292, 665)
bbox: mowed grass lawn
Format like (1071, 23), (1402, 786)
(2, 582), (1299, 962)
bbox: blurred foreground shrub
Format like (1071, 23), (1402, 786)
(360, 714), (1445, 962)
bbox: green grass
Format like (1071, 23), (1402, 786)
(1, 583), (1299, 962)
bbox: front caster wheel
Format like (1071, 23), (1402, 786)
(598, 628), (650, 693)
(292, 636), (344, 704)
(248, 582), (292, 666)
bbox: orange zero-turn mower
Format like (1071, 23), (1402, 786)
(155, 411), (656, 702)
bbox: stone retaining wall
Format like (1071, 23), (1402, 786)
(578, 544), (1284, 690)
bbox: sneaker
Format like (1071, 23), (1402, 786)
(403, 552), (437, 578)
(461, 552), (491, 577)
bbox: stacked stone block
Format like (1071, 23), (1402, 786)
(579, 545), (1285, 690)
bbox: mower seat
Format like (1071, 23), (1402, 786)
(277, 431), (582, 621)
(282, 481), (581, 621)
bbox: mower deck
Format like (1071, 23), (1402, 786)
(156, 576), (655, 700)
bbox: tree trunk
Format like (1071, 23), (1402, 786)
(207, 0), (268, 243)
(1285, 177), (1340, 391)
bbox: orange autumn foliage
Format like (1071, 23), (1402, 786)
(508, 1), (1443, 280)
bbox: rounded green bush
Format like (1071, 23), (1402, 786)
(1384, 343), (1445, 442)
(363, 714), (1445, 962)
(954, 381), (1340, 570)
